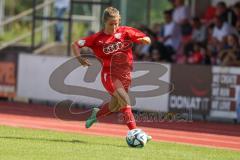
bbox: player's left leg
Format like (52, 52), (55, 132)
(111, 85), (136, 130)
(112, 84), (152, 142)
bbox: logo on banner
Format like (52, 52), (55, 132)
(49, 57), (173, 120)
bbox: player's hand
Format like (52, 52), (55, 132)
(77, 57), (92, 67)
(137, 37), (151, 45)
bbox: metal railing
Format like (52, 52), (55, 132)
(32, 0), (112, 56)
(0, 0), (55, 50)
(0, 0), (112, 55)
(0, 0), (54, 27)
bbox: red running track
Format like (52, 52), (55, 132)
(0, 102), (240, 151)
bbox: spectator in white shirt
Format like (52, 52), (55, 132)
(184, 17), (208, 56)
(160, 10), (181, 51)
(172, 0), (190, 25)
(212, 16), (234, 43)
(208, 16), (236, 64)
(172, 0), (192, 39)
(151, 9), (181, 62)
(191, 17), (208, 44)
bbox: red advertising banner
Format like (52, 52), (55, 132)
(0, 62), (16, 98)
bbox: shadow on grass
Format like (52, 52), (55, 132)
(0, 136), (127, 148)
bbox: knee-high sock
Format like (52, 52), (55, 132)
(96, 103), (112, 119)
(120, 106), (136, 130)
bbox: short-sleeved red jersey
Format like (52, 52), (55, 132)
(75, 26), (145, 70)
(74, 26), (146, 93)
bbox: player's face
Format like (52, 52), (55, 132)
(104, 17), (120, 35)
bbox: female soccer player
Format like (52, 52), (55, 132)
(72, 6), (151, 140)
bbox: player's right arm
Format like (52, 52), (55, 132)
(71, 42), (91, 67)
(71, 36), (95, 67)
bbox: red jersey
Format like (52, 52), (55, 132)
(75, 26), (146, 93)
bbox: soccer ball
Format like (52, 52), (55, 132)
(126, 129), (148, 148)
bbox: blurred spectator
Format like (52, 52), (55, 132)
(134, 44), (151, 60)
(134, 25), (155, 60)
(191, 17), (208, 45)
(150, 48), (161, 62)
(151, 23), (161, 36)
(187, 43), (204, 64)
(54, 0), (70, 42)
(206, 23), (216, 65)
(233, 2), (240, 34)
(153, 9), (181, 62)
(172, 0), (190, 24)
(218, 34), (240, 66)
(211, 16), (235, 46)
(207, 23), (215, 43)
(207, 16), (235, 64)
(133, 0), (240, 67)
(159, 10), (181, 51)
(202, 5), (216, 25)
(172, 0), (192, 37)
(184, 17), (207, 56)
(216, 1), (237, 26)
(204, 46), (213, 65)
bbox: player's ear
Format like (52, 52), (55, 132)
(101, 20), (106, 29)
(118, 15), (121, 25)
(101, 15), (105, 29)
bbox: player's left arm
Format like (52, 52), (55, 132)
(126, 26), (151, 45)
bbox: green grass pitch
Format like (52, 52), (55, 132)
(0, 125), (239, 160)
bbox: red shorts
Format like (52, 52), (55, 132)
(101, 71), (131, 95)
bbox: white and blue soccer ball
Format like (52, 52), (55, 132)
(126, 129), (148, 148)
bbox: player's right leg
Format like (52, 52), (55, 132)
(85, 96), (119, 128)
(85, 72), (116, 128)
(85, 81), (129, 129)
(85, 107), (100, 128)
(110, 86), (137, 130)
